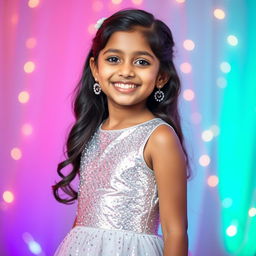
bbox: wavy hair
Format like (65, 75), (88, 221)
(52, 8), (192, 204)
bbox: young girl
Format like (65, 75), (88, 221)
(53, 8), (190, 256)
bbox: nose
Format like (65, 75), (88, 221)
(118, 62), (135, 78)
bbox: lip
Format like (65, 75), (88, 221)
(111, 82), (139, 93)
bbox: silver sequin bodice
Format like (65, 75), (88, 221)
(76, 118), (171, 235)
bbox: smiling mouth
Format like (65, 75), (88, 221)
(112, 82), (139, 89)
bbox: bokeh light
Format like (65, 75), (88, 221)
(214, 8), (226, 20)
(183, 39), (195, 51)
(183, 89), (195, 101)
(26, 38), (37, 49)
(201, 129), (214, 142)
(176, 0), (186, 3)
(217, 77), (227, 88)
(92, 1), (103, 12)
(226, 225), (237, 237)
(3, 191), (14, 203)
(18, 91), (30, 104)
(199, 154), (211, 167)
(222, 198), (233, 208)
(10, 147), (22, 160)
(227, 35), (238, 46)
(180, 62), (192, 74)
(131, 0), (143, 4)
(210, 125), (220, 136)
(220, 62), (231, 73)
(24, 61), (35, 73)
(28, 0), (40, 8)
(10, 14), (19, 25)
(248, 208), (256, 217)
(207, 175), (219, 187)
(22, 123), (33, 136)
(111, 0), (122, 4)
(88, 24), (97, 35)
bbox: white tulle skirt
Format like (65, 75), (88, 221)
(54, 226), (164, 256)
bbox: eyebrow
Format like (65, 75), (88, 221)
(102, 48), (155, 59)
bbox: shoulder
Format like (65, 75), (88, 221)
(148, 123), (186, 166)
(150, 123), (182, 150)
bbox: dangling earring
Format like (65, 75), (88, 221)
(154, 87), (164, 102)
(93, 82), (101, 95)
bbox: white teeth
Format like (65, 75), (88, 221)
(113, 83), (137, 89)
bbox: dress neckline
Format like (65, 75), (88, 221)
(99, 117), (160, 132)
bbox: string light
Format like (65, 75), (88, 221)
(180, 62), (192, 74)
(213, 8), (226, 20)
(3, 191), (14, 203)
(199, 154), (211, 167)
(227, 35), (238, 46)
(226, 225), (237, 237)
(183, 39), (195, 51)
(28, 0), (40, 8)
(220, 62), (231, 73)
(111, 0), (122, 4)
(10, 147), (22, 160)
(183, 89), (195, 101)
(201, 130), (214, 142)
(18, 91), (30, 104)
(24, 61), (35, 73)
(207, 175), (219, 187)
(132, 0), (143, 4)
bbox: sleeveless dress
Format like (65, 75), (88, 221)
(54, 117), (175, 256)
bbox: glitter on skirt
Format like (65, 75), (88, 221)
(54, 118), (177, 256)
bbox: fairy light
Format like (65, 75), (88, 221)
(183, 89), (195, 101)
(183, 39), (195, 51)
(217, 77), (227, 88)
(18, 91), (30, 104)
(24, 61), (35, 73)
(23, 232), (42, 255)
(180, 62), (192, 74)
(3, 191), (14, 203)
(248, 208), (256, 217)
(132, 0), (143, 4)
(214, 8), (226, 20)
(92, 1), (103, 12)
(227, 35), (238, 46)
(22, 123), (33, 136)
(201, 129), (214, 142)
(111, 0), (122, 4)
(222, 198), (233, 208)
(26, 38), (37, 49)
(11, 147), (22, 160)
(210, 125), (220, 136)
(226, 225), (237, 237)
(207, 175), (219, 187)
(28, 0), (40, 8)
(199, 154), (211, 167)
(220, 62), (231, 73)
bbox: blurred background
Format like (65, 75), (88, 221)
(1, 0), (255, 255)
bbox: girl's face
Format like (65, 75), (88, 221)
(90, 28), (167, 109)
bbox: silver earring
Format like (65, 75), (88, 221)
(154, 87), (164, 102)
(93, 82), (101, 95)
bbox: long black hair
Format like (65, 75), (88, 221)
(52, 8), (192, 204)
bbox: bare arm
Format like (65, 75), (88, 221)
(149, 125), (188, 256)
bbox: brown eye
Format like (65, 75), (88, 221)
(106, 56), (120, 63)
(134, 59), (150, 66)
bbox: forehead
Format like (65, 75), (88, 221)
(101, 29), (154, 55)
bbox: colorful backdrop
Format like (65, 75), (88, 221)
(1, 0), (255, 255)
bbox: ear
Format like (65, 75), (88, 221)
(156, 72), (170, 89)
(89, 57), (99, 82)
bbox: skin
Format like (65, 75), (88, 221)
(89, 29), (188, 256)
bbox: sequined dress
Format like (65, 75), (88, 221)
(54, 117), (175, 256)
